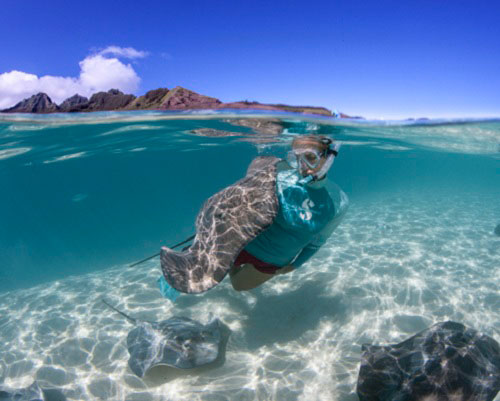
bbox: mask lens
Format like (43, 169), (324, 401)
(294, 149), (321, 168)
(303, 151), (320, 167)
(288, 149), (322, 170)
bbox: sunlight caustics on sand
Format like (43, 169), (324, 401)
(0, 112), (499, 400)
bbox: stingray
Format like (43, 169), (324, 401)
(161, 155), (281, 294)
(0, 381), (43, 401)
(356, 321), (500, 401)
(494, 223), (500, 236)
(190, 128), (241, 137)
(102, 300), (222, 378)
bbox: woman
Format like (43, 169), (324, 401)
(229, 135), (349, 290)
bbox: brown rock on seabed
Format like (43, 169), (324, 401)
(224, 118), (284, 135)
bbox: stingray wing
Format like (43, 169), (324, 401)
(356, 321), (500, 401)
(357, 344), (403, 400)
(127, 322), (159, 378)
(161, 156), (280, 293)
(0, 381), (43, 401)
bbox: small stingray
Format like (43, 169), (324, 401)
(356, 321), (500, 401)
(102, 300), (222, 378)
(0, 381), (43, 401)
(494, 223), (500, 236)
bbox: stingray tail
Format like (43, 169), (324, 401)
(101, 299), (137, 324)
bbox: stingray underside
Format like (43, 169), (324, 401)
(161, 156), (280, 293)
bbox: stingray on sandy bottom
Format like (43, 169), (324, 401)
(0, 381), (43, 401)
(102, 300), (223, 378)
(356, 321), (500, 401)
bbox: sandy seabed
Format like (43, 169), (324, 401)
(0, 189), (499, 401)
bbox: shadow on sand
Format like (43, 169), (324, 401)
(177, 279), (349, 350)
(240, 281), (349, 349)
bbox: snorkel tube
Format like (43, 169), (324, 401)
(298, 142), (341, 185)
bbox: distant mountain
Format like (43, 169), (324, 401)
(3, 93), (59, 113)
(3, 89), (136, 113)
(161, 86), (222, 110)
(76, 89), (136, 112)
(1, 86), (351, 117)
(123, 88), (170, 110)
(58, 94), (89, 112)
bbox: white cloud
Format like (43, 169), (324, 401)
(78, 55), (140, 94)
(98, 46), (148, 59)
(0, 46), (146, 109)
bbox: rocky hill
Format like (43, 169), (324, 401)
(123, 88), (169, 110)
(2, 86), (347, 117)
(2, 90), (136, 113)
(80, 89), (136, 112)
(3, 93), (59, 113)
(59, 94), (89, 112)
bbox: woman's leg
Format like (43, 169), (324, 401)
(229, 263), (275, 291)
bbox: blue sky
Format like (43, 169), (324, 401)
(1, 0), (499, 118)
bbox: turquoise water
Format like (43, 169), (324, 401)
(0, 111), (499, 400)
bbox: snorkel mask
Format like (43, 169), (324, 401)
(287, 137), (340, 184)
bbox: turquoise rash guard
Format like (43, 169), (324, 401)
(243, 167), (349, 268)
(158, 163), (349, 301)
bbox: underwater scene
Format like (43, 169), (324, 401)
(0, 111), (499, 400)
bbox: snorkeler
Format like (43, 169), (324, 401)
(158, 135), (348, 297)
(228, 135), (348, 290)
